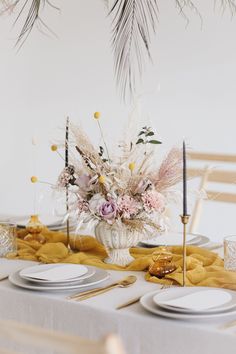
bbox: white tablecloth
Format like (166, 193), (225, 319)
(0, 258), (236, 354)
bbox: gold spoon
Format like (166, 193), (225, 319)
(72, 275), (137, 301)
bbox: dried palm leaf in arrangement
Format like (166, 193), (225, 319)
(52, 113), (183, 236)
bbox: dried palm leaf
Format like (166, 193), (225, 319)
(109, 0), (158, 101)
(218, 0), (236, 13)
(1, 0), (59, 49)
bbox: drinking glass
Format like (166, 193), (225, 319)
(224, 235), (236, 271)
(0, 222), (17, 257)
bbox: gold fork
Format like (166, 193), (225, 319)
(116, 282), (172, 310)
(67, 276), (137, 301)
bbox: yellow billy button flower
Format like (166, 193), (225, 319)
(98, 175), (106, 184)
(51, 144), (58, 152)
(128, 162), (136, 172)
(93, 111), (101, 120)
(31, 176), (38, 183)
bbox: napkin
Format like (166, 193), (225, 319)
(21, 264), (88, 281)
(155, 290), (232, 311)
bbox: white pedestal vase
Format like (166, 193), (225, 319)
(95, 221), (153, 267)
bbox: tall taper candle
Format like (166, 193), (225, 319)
(65, 117), (70, 247)
(183, 141), (187, 216)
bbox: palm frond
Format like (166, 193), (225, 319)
(1, 0), (58, 49)
(217, 0), (236, 13)
(109, 0), (158, 101)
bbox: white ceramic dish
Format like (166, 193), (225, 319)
(20, 266), (95, 285)
(140, 232), (209, 247)
(140, 289), (236, 320)
(9, 267), (109, 291)
(152, 287), (236, 314)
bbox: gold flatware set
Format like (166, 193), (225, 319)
(68, 276), (172, 311)
(67, 275), (137, 301)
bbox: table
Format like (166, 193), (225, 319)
(0, 257), (236, 354)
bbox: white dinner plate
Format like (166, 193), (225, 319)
(9, 267), (109, 291)
(152, 287), (236, 314)
(140, 289), (236, 320)
(140, 232), (209, 247)
(20, 265), (95, 285)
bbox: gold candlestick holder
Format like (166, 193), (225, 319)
(180, 214), (190, 287)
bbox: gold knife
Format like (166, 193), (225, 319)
(116, 283), (172, 310)
(116, 296), (141, 310)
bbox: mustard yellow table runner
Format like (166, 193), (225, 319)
(9, 229), (236, 290)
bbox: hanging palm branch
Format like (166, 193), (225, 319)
(108, 0), (158, 101)
(1, 0), (236, 98)
(107, 0), (236, 101)
(1, 0), (58, 49)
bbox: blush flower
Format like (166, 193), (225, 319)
(117, 195), (140, 219)
(141, 190), (165, 213)
(75, 174), (91, 190)
(57, 165), (75, 188)
(77, 199), (89, 213)
(89, 194), (106, 214)
(99, 200), (117, 223)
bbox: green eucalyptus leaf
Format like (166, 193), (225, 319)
(138, 131), (145, 136)
(136, 138), (144, 144)
(149, 140), (162, 144)
(146, 131), (154, 137)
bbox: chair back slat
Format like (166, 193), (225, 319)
(188, 168), (236, 184)
(189, 152), (236, 163)
(206, 191), (236, 204)
(188, 152), (236, 233)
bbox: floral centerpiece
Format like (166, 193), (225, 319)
(55, 114), (183, 266)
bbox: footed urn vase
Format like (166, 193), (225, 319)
(95, 221), (153, 267)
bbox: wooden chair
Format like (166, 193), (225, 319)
(0, 319), (126, 354)
(188, 152), (236, 234)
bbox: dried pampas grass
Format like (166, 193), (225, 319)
(152, 148), (183, 191)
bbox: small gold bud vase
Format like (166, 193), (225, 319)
(24, 215), (45, 244)
(149, 248), (176, 278)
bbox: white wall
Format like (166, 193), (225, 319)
(0, 0), (235, 239)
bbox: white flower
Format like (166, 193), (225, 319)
(89, 194), (106, 214)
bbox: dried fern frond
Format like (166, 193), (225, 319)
(152, 148), (183, 192)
